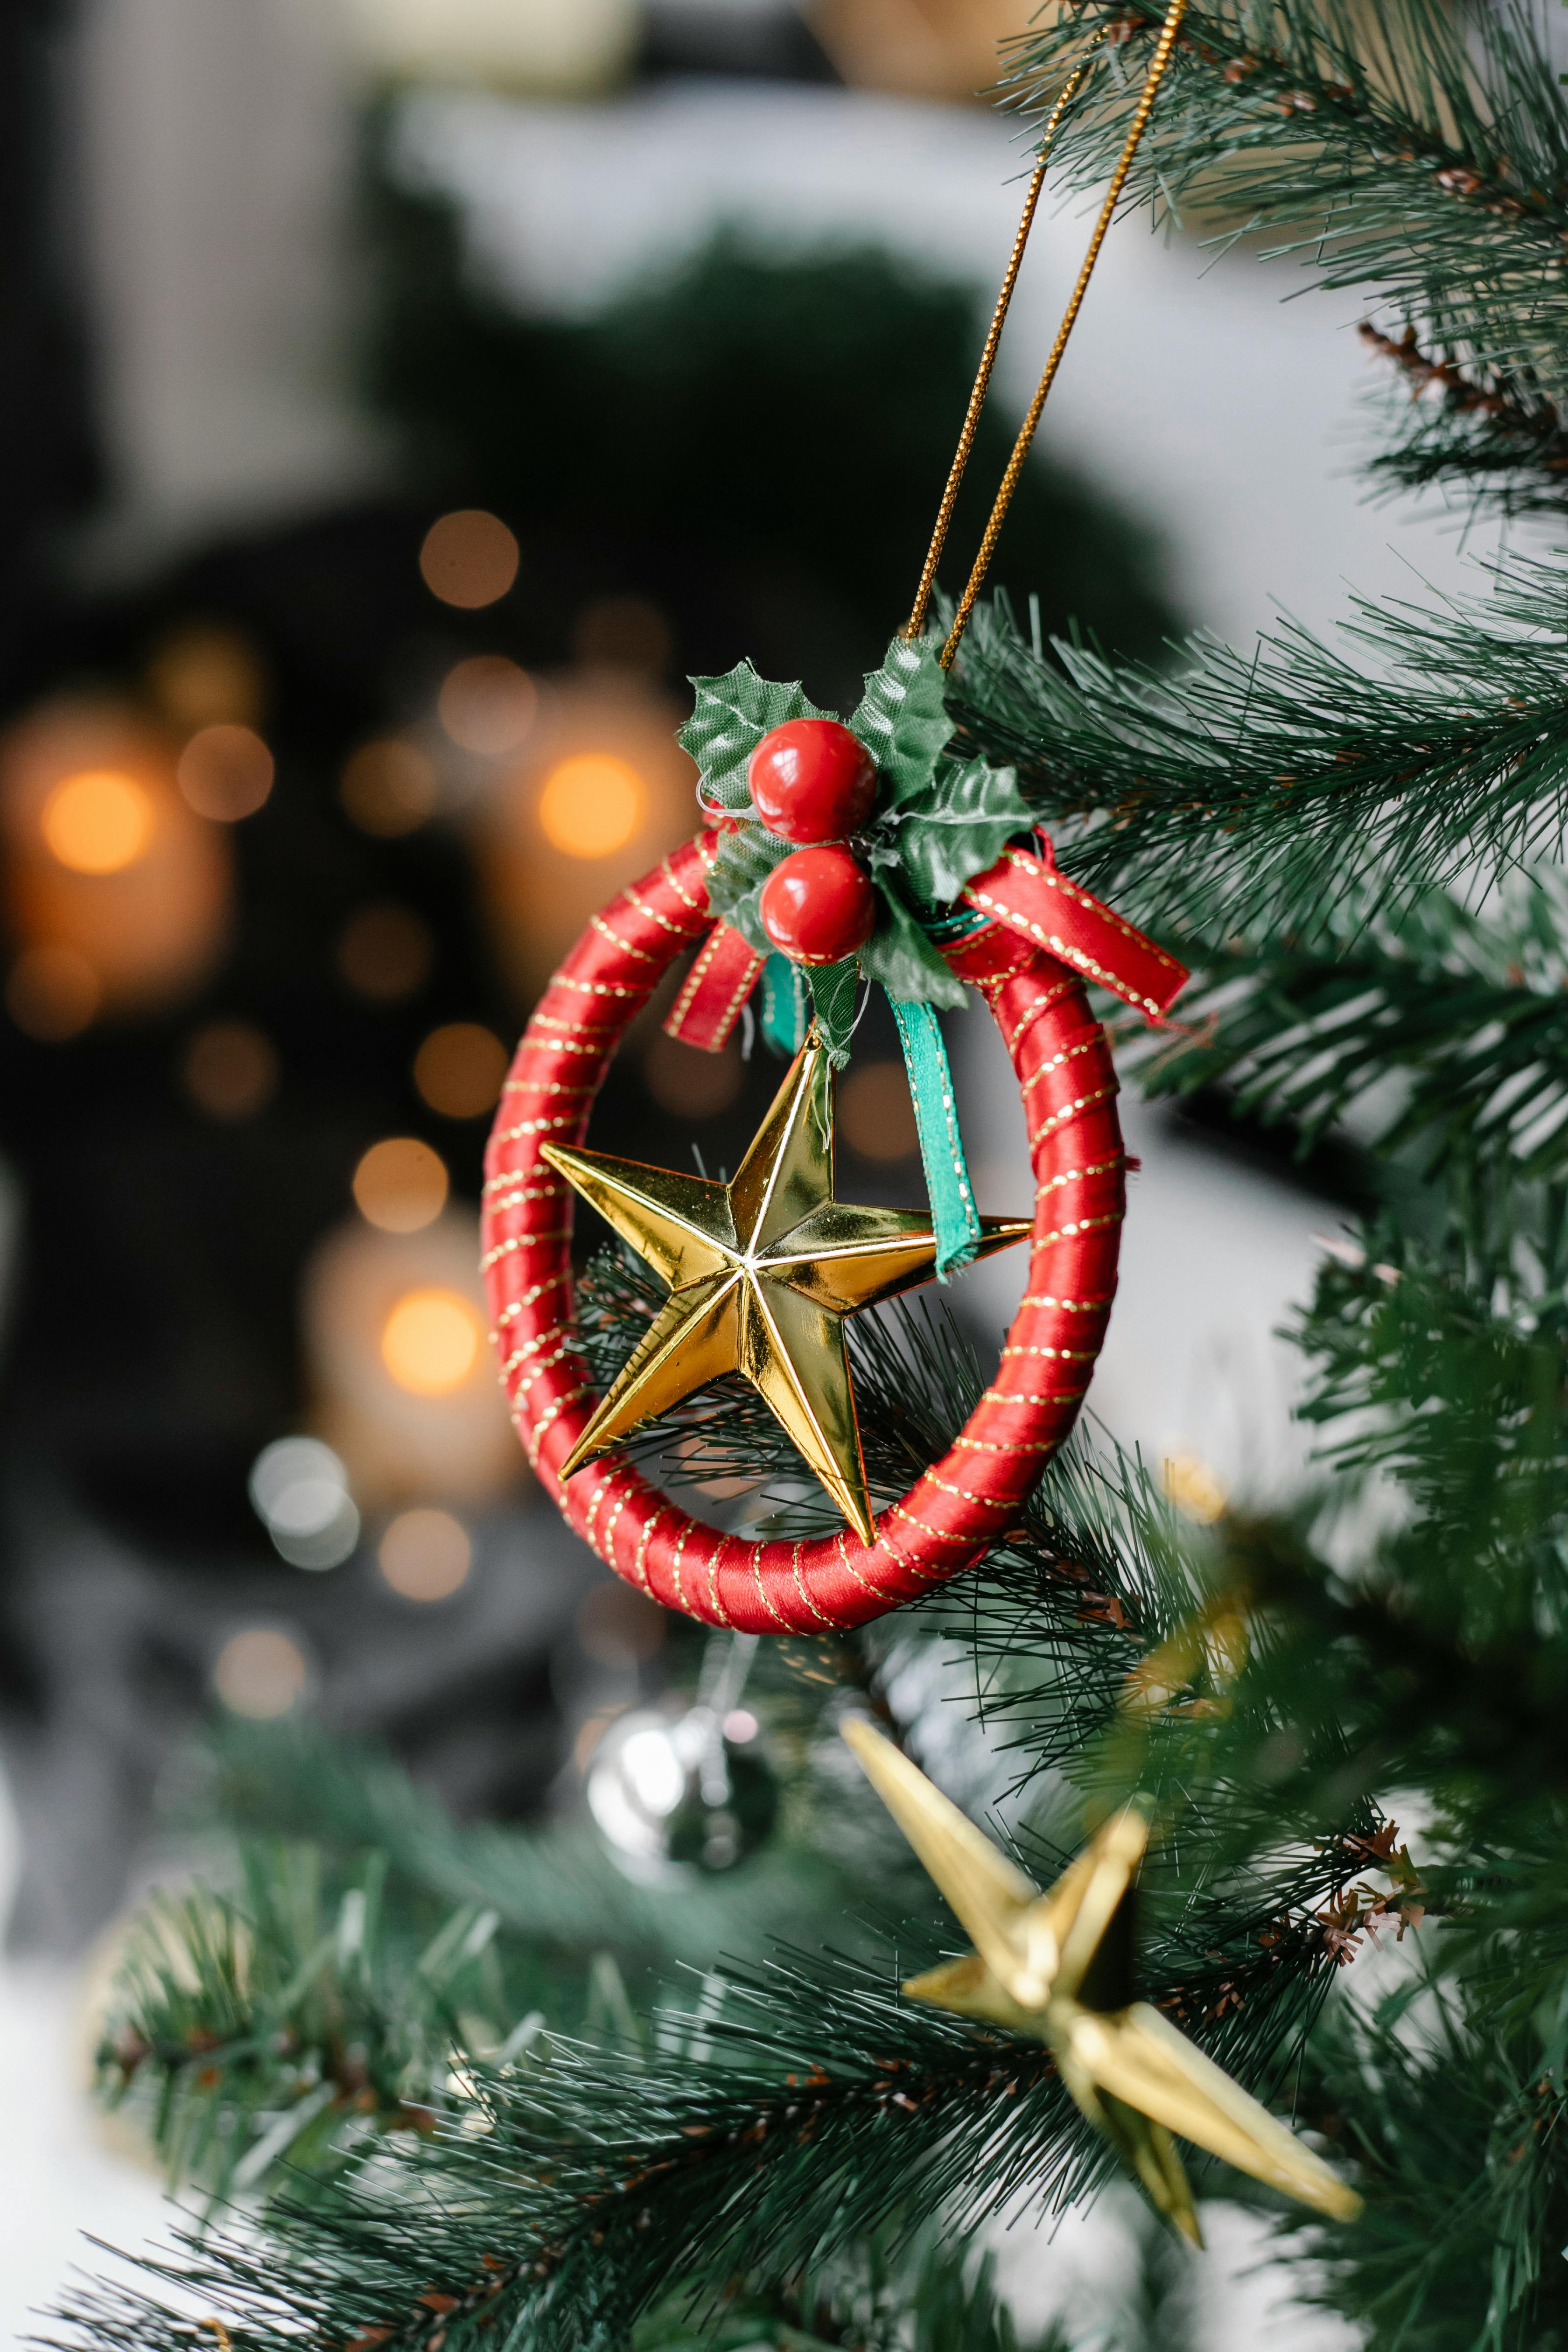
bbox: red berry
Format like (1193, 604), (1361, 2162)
(759, 845), (877, 966)
(749, 719), (876, 844)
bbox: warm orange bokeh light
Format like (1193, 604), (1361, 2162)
(183, 1020), (279, 1120)
(341, 738), (439, 837)
(419, 510), (520, 610)
(413, 1022), (508, 1118)
(380, 1286), (482, 1395)
(537, 754), (645, 858)
(353, 1137), (449, 1234)
(439, 657), (537, 756)
(176, 723), (274, 821)
(378, 1506), (472, 1601)
(40, 770), (154, 874)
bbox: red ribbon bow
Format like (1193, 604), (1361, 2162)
(962, 835), (1187, 1023)
(663, 832), (1185, 1052)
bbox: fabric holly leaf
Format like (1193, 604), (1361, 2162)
(852, 634), (953, 808)
(858, 888), (969, 1011)
(704, 824), (792, 953)
(897, 755), (1032, 907)
(807, 960), (861, 1066)
(679, 663), (833, 812)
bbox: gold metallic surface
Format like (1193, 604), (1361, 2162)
(543, 1031), (1029, 1543)
(843, 1718), (1363, 2243)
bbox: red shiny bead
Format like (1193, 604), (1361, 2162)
(749, 719), (877, 844)
(759, 845), (877, 966)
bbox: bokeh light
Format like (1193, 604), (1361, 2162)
(6, 945), (99, 1041)
(147, 622), (267, 733)
(643, 1030), (742, 1120)
(378, 1507), (473, 1602)
(381, 1286), (483, 1395)
(182, 1021), (278, 1120)
(413, 1022), (508, 1118)
(302, 1211), (518, 1510)
(248, 1436), (360, 1568)
(419, 510), (520, 609)
(213, 1627), (309, 1717)
(838, 1061), (919, 1162)
(537, 753), (644, 857)
(40, 770), (153, 874)
(340, 738), (439, 837)
(439, 656), (537, 756)
(353, 1137), (449, 1234)
(176, 723), (274, 821)
(337, 903), (434, 1002)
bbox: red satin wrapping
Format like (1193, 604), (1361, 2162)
(480, 835), (1125, 1631)
(662, 917), (763, 1051)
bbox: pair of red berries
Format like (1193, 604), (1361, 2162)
(748, 719), (879, 965)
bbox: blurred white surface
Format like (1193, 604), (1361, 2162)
(0, 1776), (176, 2340)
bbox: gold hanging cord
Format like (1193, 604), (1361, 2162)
(905, 0), (1189, 669)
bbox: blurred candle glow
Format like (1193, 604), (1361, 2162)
(538, 753), (644, 857)
(3, 699), (232, 1015)
(41, 770), (153, 874)
(301, 1211), (518, 1509)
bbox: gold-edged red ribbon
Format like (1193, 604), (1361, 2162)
(663, 918), (764, 1051)
(664, 833), (1186, 1053)
(963, 835), (1186, 1023)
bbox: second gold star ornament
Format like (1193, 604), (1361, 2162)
(843, 1719), (1362, 2244)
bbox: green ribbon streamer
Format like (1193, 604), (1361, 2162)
(889, 999), (983, 1282)
(760, 955), (807, 1056)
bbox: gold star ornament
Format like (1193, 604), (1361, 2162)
(843, 1719), (1362, 2246)
(542, 1030), (1028, 1544)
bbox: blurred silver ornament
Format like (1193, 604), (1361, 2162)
(586, 1633), (777, 1880)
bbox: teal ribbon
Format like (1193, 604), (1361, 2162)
(761, 954), (807, 1056)
(890, 999), (982, 1282)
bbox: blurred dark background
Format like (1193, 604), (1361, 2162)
(0, 0), (1175, 1957)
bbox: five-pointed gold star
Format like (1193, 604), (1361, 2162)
(543, 1030), (1029, 1543)
(843, 1718), (1362, 2245)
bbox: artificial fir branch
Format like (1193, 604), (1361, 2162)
(1356, 322), (1568, 512)
(1122, 872), (1568, 1211)
(1003, 2), (1568, 415)
(947, 572), (1568, 946)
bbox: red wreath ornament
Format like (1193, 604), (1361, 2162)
(479, 830), (1183, 1632)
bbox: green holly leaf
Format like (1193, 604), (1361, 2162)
(859, 886), (968, 1010)
(679, 664), (833, 812)
(704, 824), (791, 953)
(807, 961), (860, 1066)
(897, 756), (1032, 906)
(851, 634), (953, 807)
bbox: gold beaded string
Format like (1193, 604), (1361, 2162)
(902, 0), (1189, 670)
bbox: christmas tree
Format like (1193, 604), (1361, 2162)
(49, 4), (1568, 2347)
